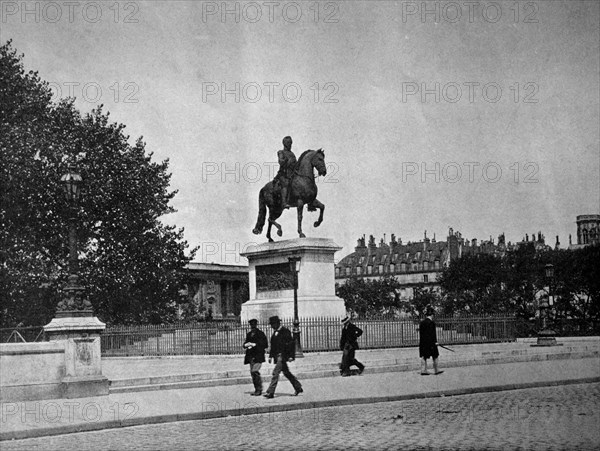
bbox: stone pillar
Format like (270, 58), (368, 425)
(43, 315), (109, 398)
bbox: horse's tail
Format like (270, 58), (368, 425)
(252, 187), (267, 235)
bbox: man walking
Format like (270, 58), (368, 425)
(419, 306), (443, 375)
(243, 318), (269, 396)
(339, 316), (365, 376)
(264, 316), (303, 398)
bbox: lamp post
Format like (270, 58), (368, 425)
(42, 165), (109, 398)
(288, 255), (304, 358)
(56, 165), (93, 316)
(535, 263), (558, 346)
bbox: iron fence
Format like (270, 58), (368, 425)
(13, 315), (598, 356)
(100, 314), (518, 356)
(0, 326), (46, 343)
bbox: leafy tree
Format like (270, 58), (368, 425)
(1, 41), (195, 327)
(410, 286), (442, 317)
(438, 253), (508, 315)
(501, 242), (541, 320)
(336, 275), (402, 318)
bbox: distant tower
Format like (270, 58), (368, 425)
(576, 215), (600, 246)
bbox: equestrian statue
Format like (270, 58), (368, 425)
(252, 136), (327, 242)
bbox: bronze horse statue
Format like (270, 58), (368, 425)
(253, 149), (326, 242)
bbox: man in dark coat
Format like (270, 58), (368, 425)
(419, 306), (443, 375)
(243, 319), (269, 395)
(264, 316), (303, 398)
(339, 316), (365, 376)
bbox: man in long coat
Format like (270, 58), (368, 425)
(264, 316), (303, 398)
(339, 316), (365, 376)
(243, 319), (268, 395)
(419, 307), (443, 375)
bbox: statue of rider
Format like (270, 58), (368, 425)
(275, 136), (297, 209)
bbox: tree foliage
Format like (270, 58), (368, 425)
(1, 41), (195, 327)
(438, 244), (600, 331)
(336, 276), (402, 317)
(438, 253), (511, 315)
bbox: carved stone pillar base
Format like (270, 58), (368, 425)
(44, 316), (109, 398)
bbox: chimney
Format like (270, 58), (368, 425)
(569, 234), (572, 245)
(355, 235), (366, 251)
(555, 235), (560, 249)
(390, 233), (397, 248)
(368, 235), (376, 250)
(472, 238), (477, 247)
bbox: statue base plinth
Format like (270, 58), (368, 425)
(240, 238), (347, 323)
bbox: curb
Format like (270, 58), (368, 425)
(2, 376), (600, 442)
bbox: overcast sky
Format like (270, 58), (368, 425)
(3, 0), (599, 264)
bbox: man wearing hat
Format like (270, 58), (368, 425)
(264, 315), (303, 398)
(418, 306), (443, 375)
(243, 319), (269, 396)
(339, 316), (365, 377)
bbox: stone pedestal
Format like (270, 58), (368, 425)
(43, 315), (109, 398)
(240, 238), (347, 323)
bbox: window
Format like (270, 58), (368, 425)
(435, 260), (440, 269)
(345, 267), (351, 276)
(367, 265), (373, 275)
(390, 263), (395, 273)
(356, 266), (362, 275)
(423, 275), (429, 283)
(401, 263), (406, 272)
(378, 264), (384, 273)
(335, 267), (340, 277)
(424, 261), (429, 270)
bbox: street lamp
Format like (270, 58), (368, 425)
(534, 263), (558, 346)
(288, 255), (304, 358)
(56, 165), (93, 317)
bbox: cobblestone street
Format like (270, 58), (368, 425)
(3, 383), (599, 450)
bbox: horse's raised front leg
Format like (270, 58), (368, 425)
(297, 203), (305, 238)
(310, 199), (325, 227)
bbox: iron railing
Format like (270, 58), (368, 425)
(99, 314), (517, 356)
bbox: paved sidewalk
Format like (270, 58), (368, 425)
(103, 338), (600, 392)
(2, 355), (599, 441)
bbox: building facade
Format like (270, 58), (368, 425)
(335, 228), (551, 300)
(181, 263), (248, 319)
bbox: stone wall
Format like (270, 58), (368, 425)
(0, 342), (66, 402)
